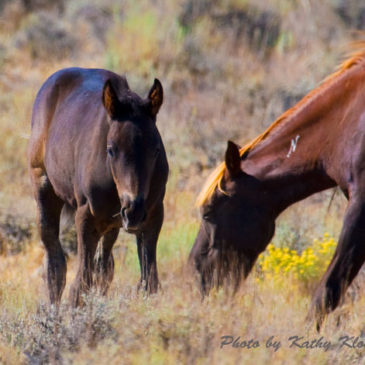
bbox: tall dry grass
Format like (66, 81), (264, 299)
(0, 0), (364, 363)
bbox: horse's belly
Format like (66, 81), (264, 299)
(44, 153), (77, 206)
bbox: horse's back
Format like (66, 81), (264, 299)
(28, 68), (127, 170)
(31, 67), (127, 129)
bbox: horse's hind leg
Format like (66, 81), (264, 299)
(95, 228), (119, 295)
(69, 204), (101, 306)
(312, 198), (365, 329)
(31, 168), (66, 305)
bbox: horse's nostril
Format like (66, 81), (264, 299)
(120, 197), (146, 229)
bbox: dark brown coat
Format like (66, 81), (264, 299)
(28, 68), (168, 306)
(190, 45), (365, 329)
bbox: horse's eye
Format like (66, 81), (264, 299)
(154, 146), (161, 158)
(107, 146), (114, 157)
(203, 211), (214, 221)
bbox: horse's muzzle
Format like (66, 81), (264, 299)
(120, 194), (146, 231)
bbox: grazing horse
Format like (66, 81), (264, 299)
(190, 43), (365, 329)
(28, 68), (168, 306)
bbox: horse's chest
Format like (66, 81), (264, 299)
(86, 181), (120, 220)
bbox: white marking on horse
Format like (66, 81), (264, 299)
(287, 135), (300, 158)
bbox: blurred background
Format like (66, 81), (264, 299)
(1, 1), (365, 363)
(1, 0), (362, 254)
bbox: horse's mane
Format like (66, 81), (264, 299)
(196, 41), (365, 207)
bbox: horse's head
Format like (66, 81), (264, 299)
(102, 78), (164, 231)
(191, 141), (276, 293)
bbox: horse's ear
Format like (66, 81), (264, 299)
(102, 79), (120, 119)
(147, 78), (163, 117)
(225, 140), (242, 179)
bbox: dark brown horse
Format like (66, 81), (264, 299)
(28, 67), (168, 306)
(190, 43), (365, 329)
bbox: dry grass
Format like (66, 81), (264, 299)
(0, 0), (364, 363)
(1, 237), (365, 364)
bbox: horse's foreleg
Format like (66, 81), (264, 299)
(95, 228), (119, 295)
(312, 199), (365, 330)
(69, 204), (100, 307)
(136, 204), (163, 294)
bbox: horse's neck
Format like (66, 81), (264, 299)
(242, 108), (338, 214)
(237, 59), (365, 215)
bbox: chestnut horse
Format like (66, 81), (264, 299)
(190, 44), (365, 329)
(28, 68), (168, 306)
